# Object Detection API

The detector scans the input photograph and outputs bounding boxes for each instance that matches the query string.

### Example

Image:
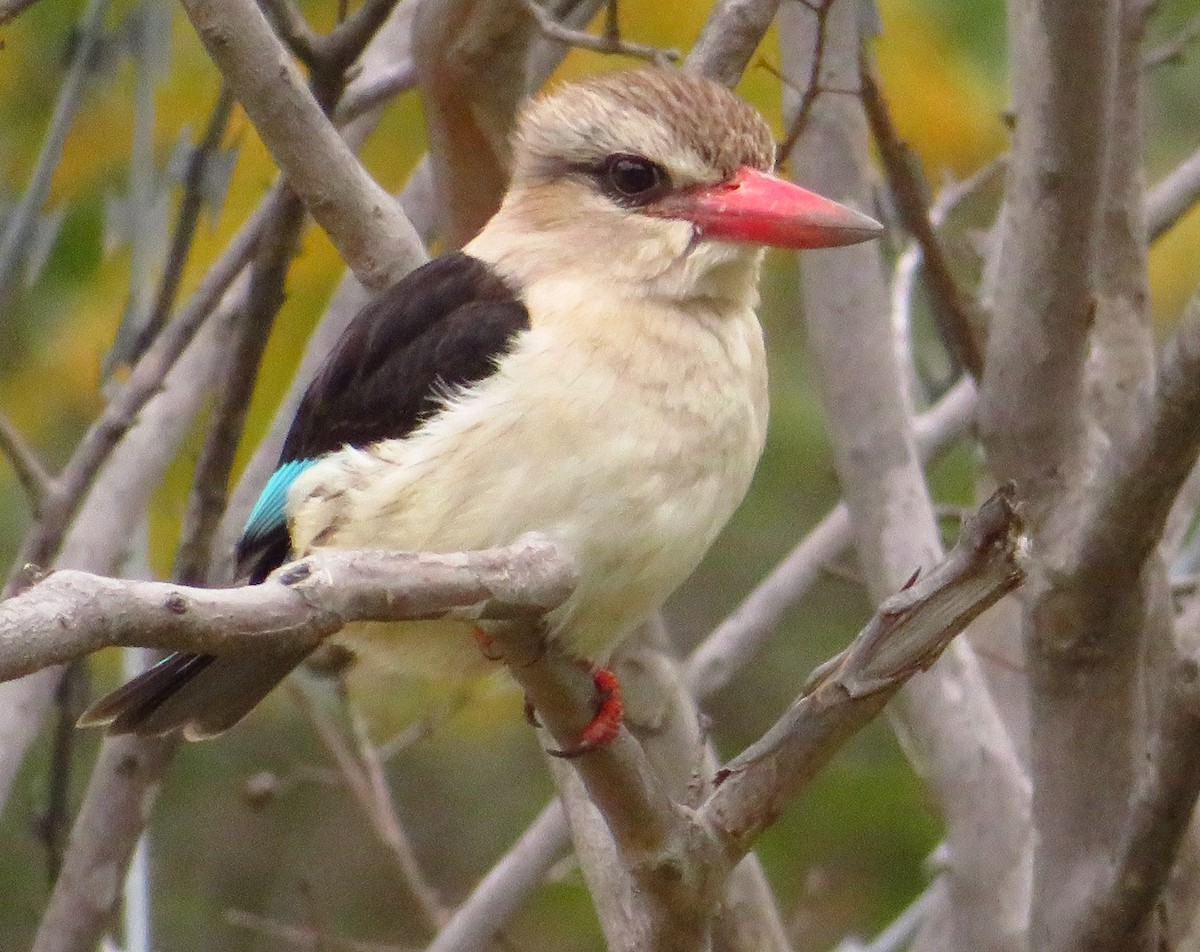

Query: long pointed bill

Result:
[650,166,883,249]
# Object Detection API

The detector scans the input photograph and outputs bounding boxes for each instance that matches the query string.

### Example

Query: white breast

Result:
[288,273,768,667]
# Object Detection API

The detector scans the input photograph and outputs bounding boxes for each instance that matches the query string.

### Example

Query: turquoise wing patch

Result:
[242,458,319,544]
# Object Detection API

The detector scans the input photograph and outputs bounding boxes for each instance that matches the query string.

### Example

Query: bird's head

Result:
[469,69,881,305]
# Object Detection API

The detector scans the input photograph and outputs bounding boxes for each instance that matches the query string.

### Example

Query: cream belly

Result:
[288,279,769,677]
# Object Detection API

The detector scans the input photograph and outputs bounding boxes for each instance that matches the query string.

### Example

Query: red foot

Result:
[547,666,623,759]
[472,626,503,661]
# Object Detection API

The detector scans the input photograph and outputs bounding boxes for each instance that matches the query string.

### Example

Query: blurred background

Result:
[0,0,1197,948]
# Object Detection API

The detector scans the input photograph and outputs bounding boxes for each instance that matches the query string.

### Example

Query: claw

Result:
[546,666,623,758]
[523,694,541,728]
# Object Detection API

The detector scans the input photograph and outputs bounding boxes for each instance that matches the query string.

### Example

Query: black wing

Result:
[282,252,530,463]
[237,251,530,583]
[80,252,530,739]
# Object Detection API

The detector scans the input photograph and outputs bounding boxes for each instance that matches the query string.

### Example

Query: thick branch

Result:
[703,487,1027,861]
[0,538,577,682]
[179,0,424,289]
[1064,651,1200,952]
[684,0,782,86]
[1075,242,1200,586]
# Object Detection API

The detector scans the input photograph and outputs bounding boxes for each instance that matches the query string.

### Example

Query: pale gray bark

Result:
[781,5,1031,951]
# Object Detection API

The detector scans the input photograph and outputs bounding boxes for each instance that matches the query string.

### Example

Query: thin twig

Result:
[1147,145,1200,241]
[860,54,984,379]
[334,59,418,124]
[519,0,678,63]
[424,801,570,952]
[226,908,416,952]
[3,188,283,598]
[134,85,236,364]
[778,0,838,162]
[346,698,450,927]
[290,683,448,933]
[173,190,307,586]
[0,0,110,310]
[0,0,44,24]
[832,884,940,952]
[0,409,54,513]
[1144,12,1200,68]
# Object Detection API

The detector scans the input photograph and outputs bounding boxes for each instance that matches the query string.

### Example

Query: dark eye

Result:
[598,153,669,204]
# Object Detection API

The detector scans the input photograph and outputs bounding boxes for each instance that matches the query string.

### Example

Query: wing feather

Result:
[82,252,530,738]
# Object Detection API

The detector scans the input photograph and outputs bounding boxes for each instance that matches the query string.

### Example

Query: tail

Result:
[77,649,311,740]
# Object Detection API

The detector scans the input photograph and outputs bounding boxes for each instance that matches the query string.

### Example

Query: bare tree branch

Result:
[978,2,1149,949]
[1147,145,1200,242]
[0,409,52,513]
[336,59,418,124]
[782,5,1032,950]
[31,733,177,952]
[859,55,984,379]
[291,684,449,932]
[1144,12,1200,67]
[4,187,283,598]
[0,0,109,310]
[411,0,539,247]
[227,908,416,952]
[703,486,1027,862]
[179,0,424,289]
[519,0,678,64]
[174,191,307,585]
[0,0,46,25]
[0,537,577,682]
[1062,619,1200,952]
[684,0,783,87]
[777,0,838,163]
[423,799,570,952]
[134,85,236,363]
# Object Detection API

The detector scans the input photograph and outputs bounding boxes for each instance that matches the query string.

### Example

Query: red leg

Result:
[472,625,503,661]
[547,666,623,759]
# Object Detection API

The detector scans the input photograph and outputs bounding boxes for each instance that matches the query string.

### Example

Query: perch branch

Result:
[0,537,577,682]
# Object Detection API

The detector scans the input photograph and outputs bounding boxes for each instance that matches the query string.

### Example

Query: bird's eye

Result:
[598,153,669,204]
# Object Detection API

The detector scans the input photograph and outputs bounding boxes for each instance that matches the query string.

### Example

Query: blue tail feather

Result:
[242,458,318,544]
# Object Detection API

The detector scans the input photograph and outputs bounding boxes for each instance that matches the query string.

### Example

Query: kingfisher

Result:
[80,68,881,745]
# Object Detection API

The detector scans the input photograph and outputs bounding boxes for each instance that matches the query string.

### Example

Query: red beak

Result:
[650,167,882,250]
